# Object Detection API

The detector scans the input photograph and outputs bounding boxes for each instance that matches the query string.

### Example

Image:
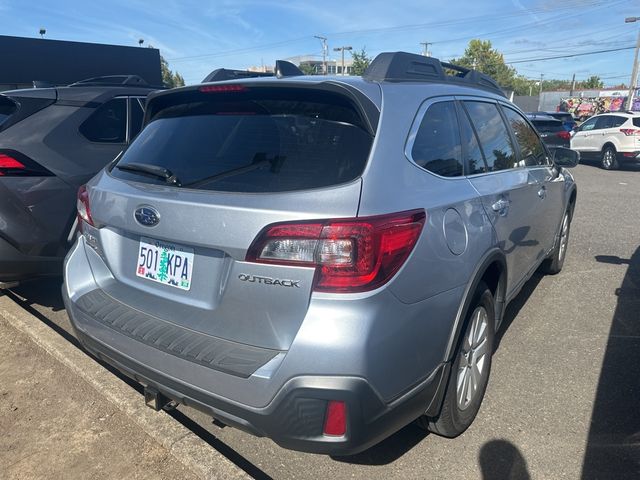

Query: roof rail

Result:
[32,80,56,89]
[69,75,151,87]
[202,69,273,83]
[362,51,506,97]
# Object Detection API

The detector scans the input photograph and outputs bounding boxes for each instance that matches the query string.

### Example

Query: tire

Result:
[601,145,619,170]
[418,282,495,438]
[541,209,571,275]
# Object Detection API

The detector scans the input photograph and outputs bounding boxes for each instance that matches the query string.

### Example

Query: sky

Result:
[1,0,638,87]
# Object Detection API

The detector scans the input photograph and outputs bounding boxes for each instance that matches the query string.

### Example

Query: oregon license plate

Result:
[136,237,194,290]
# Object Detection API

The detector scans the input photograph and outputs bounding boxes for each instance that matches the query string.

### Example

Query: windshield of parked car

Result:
[111,87,374,193]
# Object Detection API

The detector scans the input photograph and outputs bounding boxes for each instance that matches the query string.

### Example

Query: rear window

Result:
[549,113,573,122]
[111,88,374,193]
[633,118,640,128]
[531,120,564,133]
[0,97,17,130]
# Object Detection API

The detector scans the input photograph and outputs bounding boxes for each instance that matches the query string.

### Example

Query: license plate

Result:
[136,237,194,290]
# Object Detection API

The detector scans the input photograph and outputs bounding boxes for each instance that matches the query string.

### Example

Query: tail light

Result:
[246,209,426,293]
[556,131,571,140]
[77,185,94,229]
[0,150,52,176]
[620,128,640,136]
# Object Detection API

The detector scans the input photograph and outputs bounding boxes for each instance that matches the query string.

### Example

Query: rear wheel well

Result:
[602,142,616,152]
[479,260,506,325]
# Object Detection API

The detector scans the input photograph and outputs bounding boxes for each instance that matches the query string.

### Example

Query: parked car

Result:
[570,112,640,169]
[538,111,577,132]
[0,76,161,285]
[63,53,578,455]
[526,113,571,148]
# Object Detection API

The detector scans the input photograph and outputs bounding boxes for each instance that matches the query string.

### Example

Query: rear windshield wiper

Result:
[183,153,285,189]
[116,162,182,186]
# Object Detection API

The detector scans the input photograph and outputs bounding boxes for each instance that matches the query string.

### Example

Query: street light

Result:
[333,46,352,76]
[624,17,640,110]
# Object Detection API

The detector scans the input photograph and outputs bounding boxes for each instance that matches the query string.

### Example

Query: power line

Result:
[506,45,636,64]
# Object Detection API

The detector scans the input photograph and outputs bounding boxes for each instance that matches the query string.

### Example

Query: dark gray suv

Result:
[63,53,578,455]
[0,76,160,284]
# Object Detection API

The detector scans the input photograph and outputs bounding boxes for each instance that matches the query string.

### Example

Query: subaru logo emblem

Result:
[134,206,160,227]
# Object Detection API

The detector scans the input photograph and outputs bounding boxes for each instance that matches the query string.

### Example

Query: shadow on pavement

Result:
[332,423,428,465]
[581,248,640,479]
[9,276,65,311]
[479,439,530,480]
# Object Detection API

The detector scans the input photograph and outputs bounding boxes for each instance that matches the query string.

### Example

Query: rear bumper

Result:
[619,151,640,162]
[0,236,62,281]
[65,289,447,455]
[62,236,457,455]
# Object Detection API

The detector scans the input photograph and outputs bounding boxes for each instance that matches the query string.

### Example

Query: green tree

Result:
[580,75,604,89]
[450,40,517,88]
[148,45,185,88]
[157,249,169,282]
[298,63,317,75]
[350,48,372,76]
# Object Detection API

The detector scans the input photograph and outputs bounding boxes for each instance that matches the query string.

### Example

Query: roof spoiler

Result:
[363,51,505,97]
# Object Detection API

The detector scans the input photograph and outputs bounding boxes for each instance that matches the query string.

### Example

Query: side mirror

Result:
[551,147,579,168]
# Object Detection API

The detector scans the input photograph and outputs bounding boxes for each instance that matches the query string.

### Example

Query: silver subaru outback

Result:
[63,52,578,455]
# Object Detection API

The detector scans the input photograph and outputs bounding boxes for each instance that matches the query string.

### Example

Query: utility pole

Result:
[420,41,432,57]
[539,73,544,96]
[570,73,576,96]
[314,35,328,75]
[333,46,352,75]
[624,17,640,110]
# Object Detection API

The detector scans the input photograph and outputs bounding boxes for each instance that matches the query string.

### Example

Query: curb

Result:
[0,294,250,480]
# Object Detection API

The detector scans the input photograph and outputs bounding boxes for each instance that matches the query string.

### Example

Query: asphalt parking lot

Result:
[3,162,639,479]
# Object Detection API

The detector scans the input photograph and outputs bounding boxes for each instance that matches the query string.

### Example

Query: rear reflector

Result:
[199,84,248,93]
[323,400,347,436]
[246,210,426,293]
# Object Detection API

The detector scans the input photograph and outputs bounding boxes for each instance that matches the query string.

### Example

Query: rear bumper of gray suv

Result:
[64,303,447,455]
[63,237,454,455]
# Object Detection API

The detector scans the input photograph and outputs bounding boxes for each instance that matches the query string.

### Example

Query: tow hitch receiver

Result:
[144,386,176,411]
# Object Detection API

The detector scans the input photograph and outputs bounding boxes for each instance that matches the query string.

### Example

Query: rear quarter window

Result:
[79,98,127,143]
[410,101,463,177]
[111,88,374,193]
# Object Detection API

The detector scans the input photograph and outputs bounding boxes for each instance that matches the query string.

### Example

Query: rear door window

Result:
[594,116,614,130]
[111,88,374,193]
[410,101,463,177]
[79,97,127,143]
[457,104,487,175]
[608,116,626,128]
[463,101,517,172]
[502,107,546,167]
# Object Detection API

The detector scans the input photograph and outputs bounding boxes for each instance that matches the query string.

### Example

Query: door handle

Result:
[537,186,546,199]
[491,198,510,213]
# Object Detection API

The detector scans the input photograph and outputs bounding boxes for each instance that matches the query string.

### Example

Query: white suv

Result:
[570,112,640,169]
